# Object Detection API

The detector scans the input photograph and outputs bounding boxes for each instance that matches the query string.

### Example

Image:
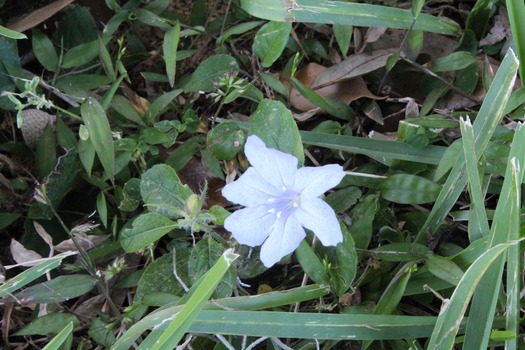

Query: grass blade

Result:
[239,0,461,36]
[459,117,490,241]
[300,131,446,165]
[42,322,73,350]
[415,49,519,243]
[463,122,525,349]
[506,0,525,81]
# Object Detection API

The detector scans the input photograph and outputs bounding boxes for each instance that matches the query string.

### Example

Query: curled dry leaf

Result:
[284,62,384,113]
[7,0,75,33]
[479,7,510,47]
[10,239,43,267]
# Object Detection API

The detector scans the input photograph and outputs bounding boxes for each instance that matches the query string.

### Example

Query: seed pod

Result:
[20,109,56,148]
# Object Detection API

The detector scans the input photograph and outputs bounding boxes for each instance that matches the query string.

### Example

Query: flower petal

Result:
[295,197,342,246]
[260,214,305,267]
[222,167,280,207]
[224,206,274,246]
[244,135,298,190]
[294,164,345,198]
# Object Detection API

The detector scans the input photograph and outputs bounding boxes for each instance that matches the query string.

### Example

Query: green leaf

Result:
[252,21,291,67]
[249,99,304,165]
[207,121,246,160]
[333,24,352,56]
[295,239,331,285]
[163,22,180,87]
[99,36,115,79]
[430,51,477,72]
[0,25,27,39]
[13,275,96,304]
[0,213,20,230]
[32,29,58,71]
[327,223,357,296]
[135,245,191,301]
[425,253,464,286]
[379,174,442,204]
[43,322,74,350]
[184,54,239,92]
[15,313,79,336]
[120,213,178,252]
[188,234,236,298]
[81,97,115,181]
[325,186,361,213]
[140,164,194,218]
[145,89,182,123]
[348,194,378,250]
[240,0,461,36]
[111,95,146,126]
[35,124,56,178]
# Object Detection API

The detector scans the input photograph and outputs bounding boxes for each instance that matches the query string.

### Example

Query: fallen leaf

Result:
[10,239,43,267]
[7,0,76,33]
[480,7,510,47]
[285,62,384,112]
[54,234,108,253]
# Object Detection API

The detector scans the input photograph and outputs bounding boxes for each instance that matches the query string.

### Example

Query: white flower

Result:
[222,135,345,267]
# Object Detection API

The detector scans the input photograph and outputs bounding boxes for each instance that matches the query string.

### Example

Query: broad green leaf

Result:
[81,97,115,181]
[207,121,246,160]
[0,213,20,230]
[32,29,58,71]
[425,253,464,286]
[163,22,180,87]
[240,0,461,36]
[188,234,236,298]
[327,223,357,296]
[430,51,477,72]
[62,37,110,68]
[135,245,191,301]
[348,194,378,250]
[0,25,27,39]
[88,318,116,348]
[184,54,239,92]
[333,24,352,56]
[252,21,291,67]
[165,136,202,171]
[119,178,141,212]
[217,21,264,46]
[120,212,178,252]
[111,95,146,126]
[249,99,304,165]
[145,89,182,123]
[379,174,441,204]
[140,164,194,218]
[13,275,96,304]
[325,186,361,213]
[55,74,112,90]
[295,239,331,285]
[35,124,56,178]
[0,39,21,110]
[372,243,429,262]
[15,313,79,336]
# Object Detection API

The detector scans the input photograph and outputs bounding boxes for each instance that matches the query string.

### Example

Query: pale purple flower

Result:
[222,135,345,267]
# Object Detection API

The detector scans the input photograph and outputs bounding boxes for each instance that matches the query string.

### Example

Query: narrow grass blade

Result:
[300,131,446,165]
[460,117,490,241]
[0,25,27,39]
[140,249,239,350]
[506,0,525,81]
[0,252,76,298]
[426,241,519,350]
[42,322,73,350]
[239,0,461,36]
[111,284,331,349]
[415,49,518,243]
[163,22,180,88]
[463,123,525,349]
[505,157,521,349]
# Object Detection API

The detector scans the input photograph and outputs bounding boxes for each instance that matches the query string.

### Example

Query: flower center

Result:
[267,189,301,219]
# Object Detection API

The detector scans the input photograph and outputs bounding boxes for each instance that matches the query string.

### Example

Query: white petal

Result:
[224,206,274,246]
[244,135,298,190]
[222,167,280,207]
[294,164,345,198]
[295,197,342,246]
[259,213,305,267]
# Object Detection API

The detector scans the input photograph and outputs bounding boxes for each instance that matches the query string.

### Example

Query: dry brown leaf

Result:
[480,7,510,47]
[7,0,76,33]
[285,62,384,112]
[33,221,54,251]
[54,234,108,253]
[121,84,150,116]
[10,239,43,267]
[357,27,388,53]
[311,49,396,90]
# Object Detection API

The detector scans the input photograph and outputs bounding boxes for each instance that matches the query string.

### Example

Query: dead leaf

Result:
[357,27,388,53]
[54,234,108,253]
[480,7,510,47]
[311,49,396,90]
[121,84,150,116]
[284,62,384,112]
[7,0,76,33]
[10,239,43,267]
[33,221,54,251]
